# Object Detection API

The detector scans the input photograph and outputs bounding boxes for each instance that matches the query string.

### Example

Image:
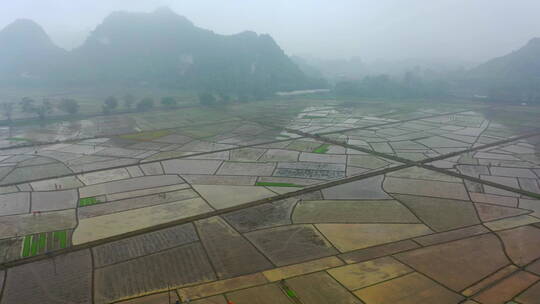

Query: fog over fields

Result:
[1,2,540,304]
[2,0,540,63]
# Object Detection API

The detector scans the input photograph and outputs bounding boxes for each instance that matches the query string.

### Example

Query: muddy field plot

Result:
[431,137,540,197]
[1,250,93,304]
[0,136,400,262]
[1,162,539,304]
[317,111,509,162]
[1,102,540,304]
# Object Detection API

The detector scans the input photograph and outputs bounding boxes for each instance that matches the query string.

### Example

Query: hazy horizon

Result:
[2,0,540,64]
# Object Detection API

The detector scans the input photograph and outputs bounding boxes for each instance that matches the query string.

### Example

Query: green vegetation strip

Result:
[21,231,70,258]
[79,197,102,207]
[279,280,302,304]
[313,144,331,154]
[256,182,302,188]
[6,137,31,142]
[53,230,68,249]
[21,235,32,258]
[38,233,47,251]
[30,235,40,256]
[22,234,41,257]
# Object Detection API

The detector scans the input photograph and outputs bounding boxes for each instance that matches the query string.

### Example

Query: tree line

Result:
[102,94,181,114]
[334,71,447,100]
[0,94,182,123]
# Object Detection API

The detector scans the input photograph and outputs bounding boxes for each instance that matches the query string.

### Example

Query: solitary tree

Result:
[34,99,53,120]
[238,94,249,103]
[160,96,177,108]
[1,102,15,137]
[103,96,118,114]
[219,93,231,104]
[1,102,15,122]
[198,92,216,105]
[136,97,154,112]
[123,93,135,110]
[58,98,80,115]
[20,97,35,113]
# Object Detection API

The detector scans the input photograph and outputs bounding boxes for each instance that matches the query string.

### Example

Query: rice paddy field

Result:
[0,97,540,304]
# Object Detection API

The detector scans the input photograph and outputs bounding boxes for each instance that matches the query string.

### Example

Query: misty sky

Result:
[2,0,540,64]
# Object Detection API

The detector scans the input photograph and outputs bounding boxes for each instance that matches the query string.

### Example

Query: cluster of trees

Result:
[0,94,181,123]
[198,92,230,106]
[101,95,179,114]
[3,97,56,121]
[197,90,264,106]
[461,76,540,104]
[0,97,80,122]
[486,83,540,104]
[335,72,447,100]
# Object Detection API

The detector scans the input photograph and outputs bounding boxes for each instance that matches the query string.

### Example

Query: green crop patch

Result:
[38,233,47,251]
[79,197,102,207]
[7,137,31,142]
[21,235,32,257]
[313,144,331,154]
[30,235,39,256]
[286,289,297,298]
[21,230,70,258]
[256,182,302,188]
[22,234,44,257]
[53,230,68,249]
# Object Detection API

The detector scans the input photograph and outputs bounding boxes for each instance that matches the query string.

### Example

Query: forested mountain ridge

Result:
[471,38,540,79]
[467,37,540,102]
[0,19,66,82]
[331,37,540,103]
[0,8,324,96]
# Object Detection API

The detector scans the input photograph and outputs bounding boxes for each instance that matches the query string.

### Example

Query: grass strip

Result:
[30,235,39,256]
[21,235,32,257]
[313,144,331,154]
[56,230,67,249]
[79,197,101,207]
[256,182,302,188]
[6,137,31,142]
[52,231,60,247]
[38,233,47,251]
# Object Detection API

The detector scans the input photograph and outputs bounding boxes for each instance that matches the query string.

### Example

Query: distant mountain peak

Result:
[0,18,65,79]
[0,10,323,92]
[153,6,176,15]
[4,18,42,30]
[0,18,62,52]
[236,30,258,37]
[99,7,194,30]
[527,37,540,46]
[1,18,51,41]
[152,7,193,24]
[468,36,540,103]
